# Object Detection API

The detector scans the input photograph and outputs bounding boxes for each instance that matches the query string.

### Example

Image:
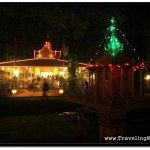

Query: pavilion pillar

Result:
[102,68,105,98]
[98,110,127,143]
[94,68,102,101]
[30,69,32,79]
[97,69,102,103]
[89,69,97,103]
[92,71,94,89]
[23,67,25,89]
[120,67,123,98]
[109,71,113,98]
[94,69,97,97]
[89,70,91,87]
[32,67,35,78]
[128,69,131,96]
[131,69,134,97]
[140,69,143,97]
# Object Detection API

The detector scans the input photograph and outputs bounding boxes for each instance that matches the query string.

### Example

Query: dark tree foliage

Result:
[0,3,150,90]
[0,3,129,61]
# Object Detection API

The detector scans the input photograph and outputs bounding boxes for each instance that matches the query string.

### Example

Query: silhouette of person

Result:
[59,75,63,89]
[32,78,36,93]
[84,80,88,95]
[42,79,49,100]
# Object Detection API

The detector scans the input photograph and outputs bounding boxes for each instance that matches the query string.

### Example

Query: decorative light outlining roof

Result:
[104,17,123,57]
[44,41,52,52]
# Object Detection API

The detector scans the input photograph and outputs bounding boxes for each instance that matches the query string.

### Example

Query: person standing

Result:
[84,80,89,95]
[59,75,63,89]
[42,79,49,100]
[32,78,36,93]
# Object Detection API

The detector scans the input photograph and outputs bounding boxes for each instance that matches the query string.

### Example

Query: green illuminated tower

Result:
[104,17,123,57]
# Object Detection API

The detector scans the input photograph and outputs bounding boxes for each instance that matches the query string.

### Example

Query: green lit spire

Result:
[104,17,123,57]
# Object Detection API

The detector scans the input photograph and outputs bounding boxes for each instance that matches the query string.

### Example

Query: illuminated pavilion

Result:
[0,37,87,90]
[67,17,145,143]
[86,17,145,99]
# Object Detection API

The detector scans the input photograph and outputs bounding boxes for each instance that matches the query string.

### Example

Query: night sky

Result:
[0,2,150,64]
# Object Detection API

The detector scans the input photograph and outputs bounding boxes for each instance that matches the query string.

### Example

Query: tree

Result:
[41,4,98,92]
[60,5,96,92]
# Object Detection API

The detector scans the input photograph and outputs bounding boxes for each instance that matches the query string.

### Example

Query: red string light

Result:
[124,63,129,66]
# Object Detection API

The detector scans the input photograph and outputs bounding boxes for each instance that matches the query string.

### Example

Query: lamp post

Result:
[145,74,150,89]
[59,88,64,94]
[11,36,18,94]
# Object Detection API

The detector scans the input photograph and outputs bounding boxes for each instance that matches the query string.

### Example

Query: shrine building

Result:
[0,37,87,89]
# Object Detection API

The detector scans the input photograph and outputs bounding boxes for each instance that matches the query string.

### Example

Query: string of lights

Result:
[90,29,109,62]
[90,17,144,65]
[118,28,142,61]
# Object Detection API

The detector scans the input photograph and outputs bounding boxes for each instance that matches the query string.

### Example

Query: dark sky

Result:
[0,2,150,63]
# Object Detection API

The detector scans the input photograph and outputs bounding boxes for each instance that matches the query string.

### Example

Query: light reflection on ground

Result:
[59,112,76,116]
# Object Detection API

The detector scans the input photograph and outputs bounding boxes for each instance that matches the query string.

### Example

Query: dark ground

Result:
[0,96,99,146]
[1,96,150,146]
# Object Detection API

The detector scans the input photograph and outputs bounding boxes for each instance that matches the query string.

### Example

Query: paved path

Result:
[8,89,65,97]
